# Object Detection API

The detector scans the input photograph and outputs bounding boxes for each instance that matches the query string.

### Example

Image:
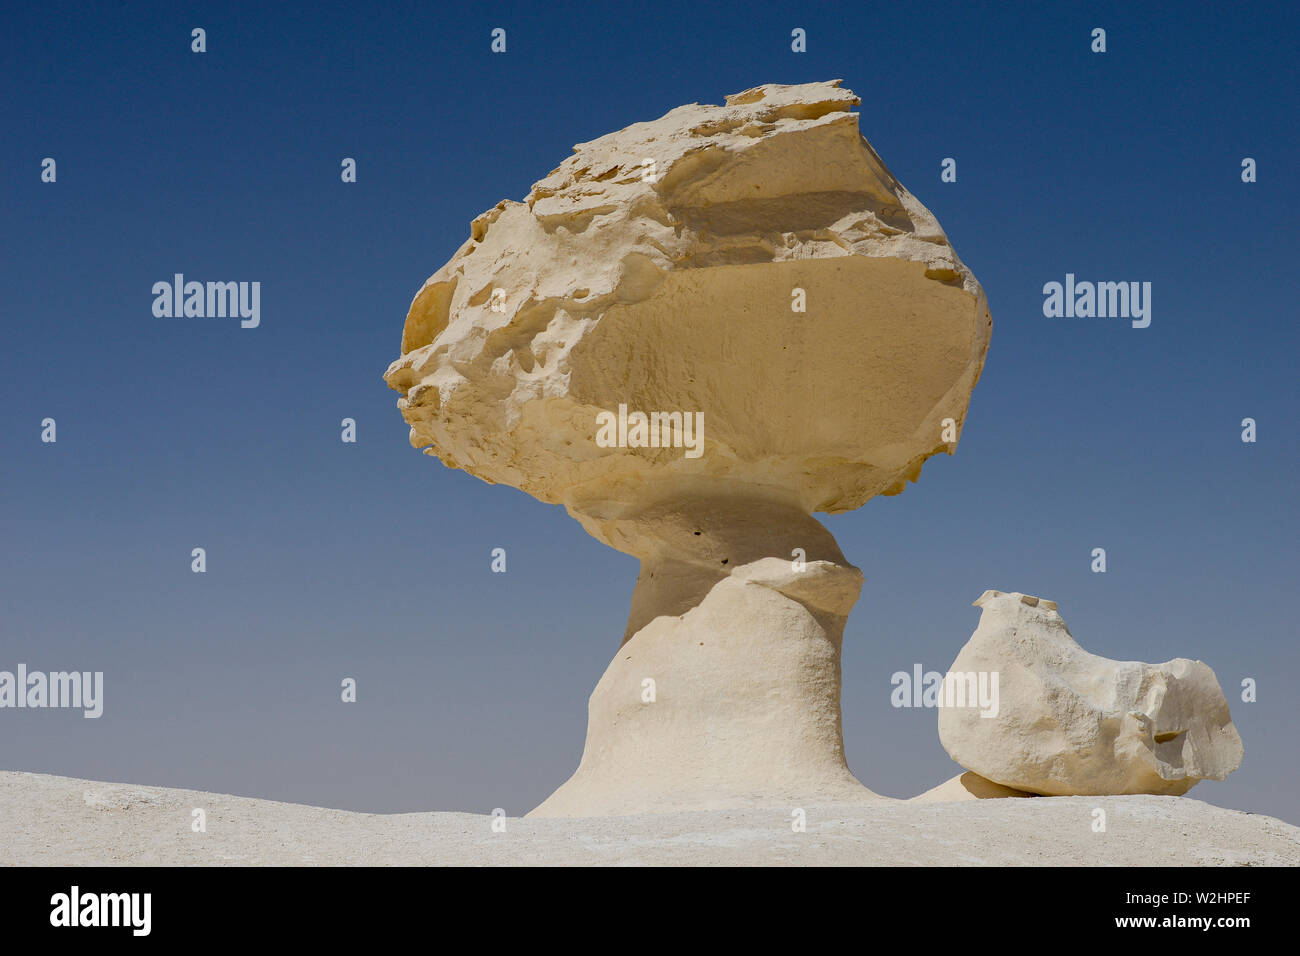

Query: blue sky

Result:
[2,0,1297,824]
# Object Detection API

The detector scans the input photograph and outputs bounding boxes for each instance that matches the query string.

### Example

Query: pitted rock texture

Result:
[383,79,992,525]
[937,590,1244,797]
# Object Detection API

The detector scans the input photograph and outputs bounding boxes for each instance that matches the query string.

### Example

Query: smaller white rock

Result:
[937,590,1243,796]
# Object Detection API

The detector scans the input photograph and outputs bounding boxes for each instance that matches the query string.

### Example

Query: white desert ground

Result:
[3,771,1297,866]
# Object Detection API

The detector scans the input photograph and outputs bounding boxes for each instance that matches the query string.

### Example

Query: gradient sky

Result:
[2,0,1297,826]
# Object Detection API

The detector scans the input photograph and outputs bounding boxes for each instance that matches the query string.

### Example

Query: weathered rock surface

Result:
[384,80,992,815]
[383,79,991,523]
[937,590,1244,797]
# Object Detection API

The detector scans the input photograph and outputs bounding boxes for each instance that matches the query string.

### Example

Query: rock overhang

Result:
[384,79,992,521]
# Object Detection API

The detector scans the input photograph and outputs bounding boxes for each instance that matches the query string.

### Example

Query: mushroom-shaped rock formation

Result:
[384,80,993,816]
[937,591,1244,797]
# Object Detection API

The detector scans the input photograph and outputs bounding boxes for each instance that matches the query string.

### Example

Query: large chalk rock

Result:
[383,79,991,523]
[384,80,993,815]
[937,590,1244,797]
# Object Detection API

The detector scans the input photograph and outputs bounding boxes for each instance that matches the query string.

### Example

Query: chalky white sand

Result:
[5,772,1296,866]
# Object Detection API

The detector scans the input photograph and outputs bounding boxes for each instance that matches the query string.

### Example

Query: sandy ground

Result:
[3,771,1297,866]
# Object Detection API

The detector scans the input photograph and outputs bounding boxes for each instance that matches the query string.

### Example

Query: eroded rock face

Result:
[383,79,992,526]
[937,591,1244,797]
[530,557,878,817]
[383,80,993,815]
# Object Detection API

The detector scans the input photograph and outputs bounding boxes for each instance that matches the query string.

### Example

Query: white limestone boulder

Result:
[937,590,1244,797]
